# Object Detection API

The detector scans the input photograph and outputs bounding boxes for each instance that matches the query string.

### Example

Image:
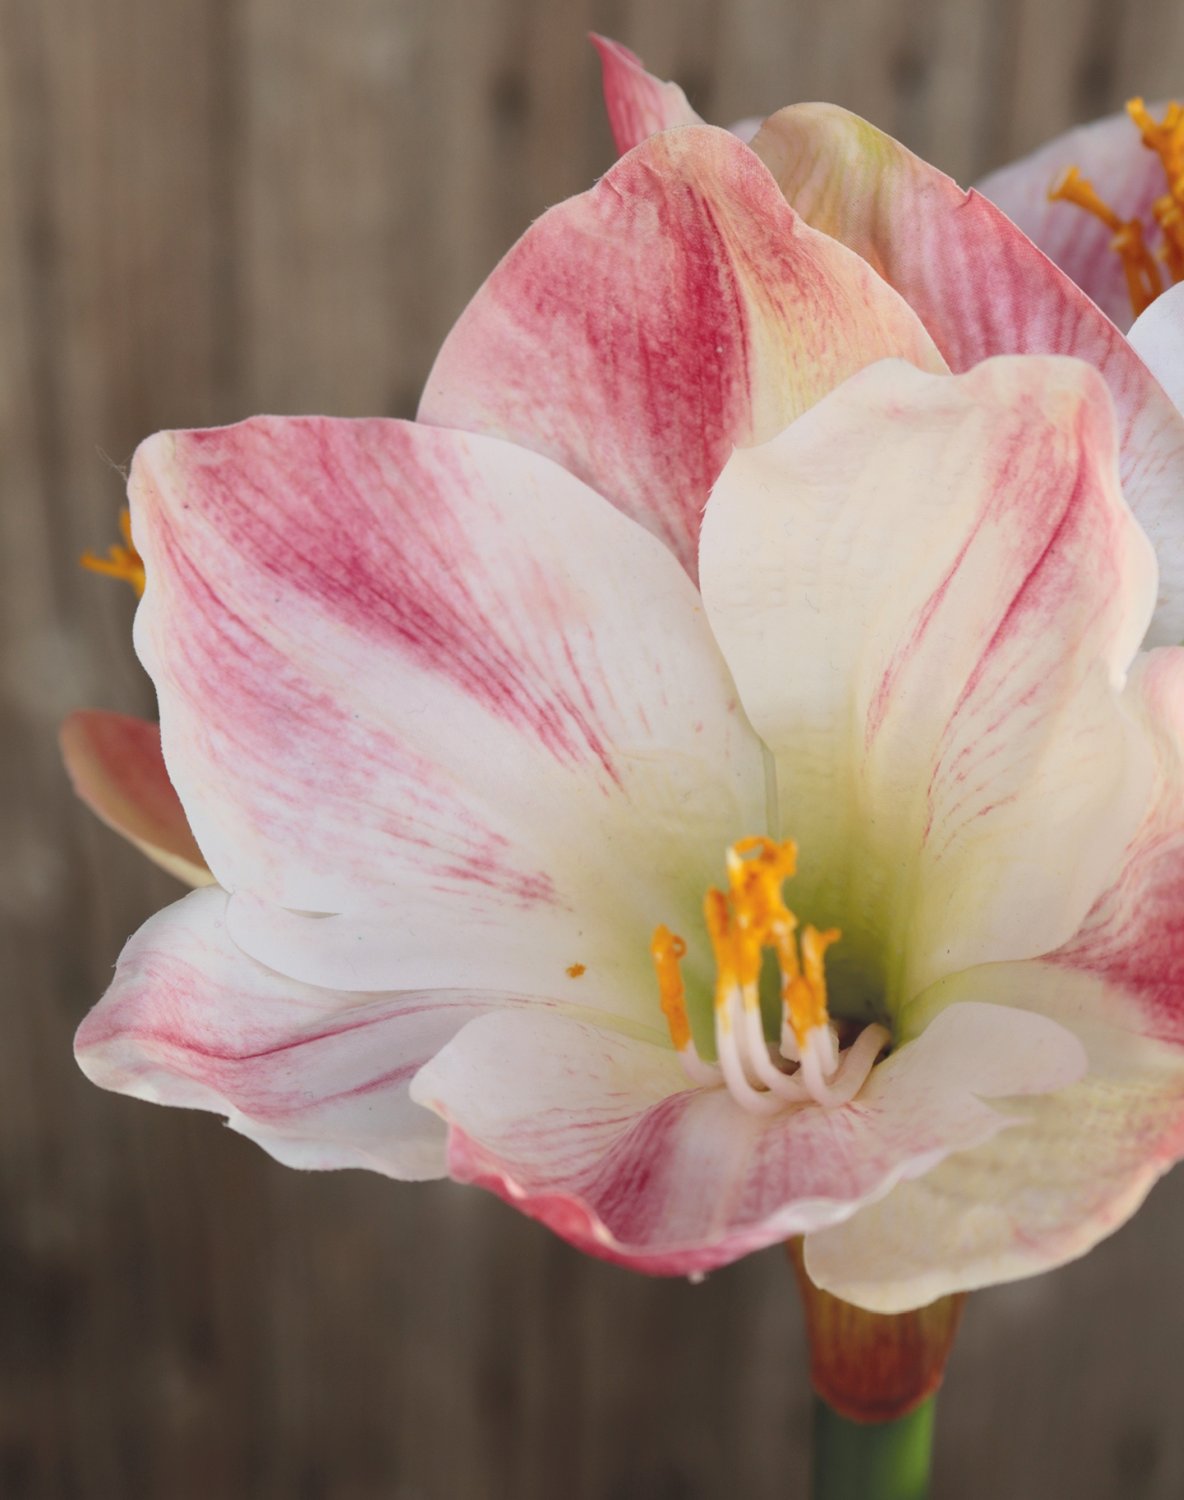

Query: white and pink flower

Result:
[72,44,1184,1313]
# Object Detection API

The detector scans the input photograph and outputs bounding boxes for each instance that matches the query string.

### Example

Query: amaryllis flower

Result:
[73,70,1184,1314]
[74,193,1184,1317]
[596,40,1184,647]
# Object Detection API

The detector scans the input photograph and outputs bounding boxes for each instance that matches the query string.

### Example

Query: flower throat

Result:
[651,838,889,1115]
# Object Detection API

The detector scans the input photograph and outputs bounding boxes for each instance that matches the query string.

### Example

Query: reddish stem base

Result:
[787,1239,966,1423]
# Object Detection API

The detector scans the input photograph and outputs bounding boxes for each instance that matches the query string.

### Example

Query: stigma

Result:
[1049,98,1184,318]
[650,838,889,1114]
[81,508,145,597]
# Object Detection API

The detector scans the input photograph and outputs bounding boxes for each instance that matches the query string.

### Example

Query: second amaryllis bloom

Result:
[73,79,1184,1317]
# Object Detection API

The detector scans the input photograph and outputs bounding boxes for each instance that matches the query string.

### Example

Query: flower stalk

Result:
[811,1395,935,1500]
[787,1240,965,1422]
[788,1240,963,1497]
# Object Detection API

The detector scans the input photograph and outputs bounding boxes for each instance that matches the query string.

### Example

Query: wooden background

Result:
[4,2,1184,1496]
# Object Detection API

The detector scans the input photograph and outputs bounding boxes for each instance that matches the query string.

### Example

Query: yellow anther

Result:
[1155,196,1184,281]
[1048,166,1163,316]
[1049,98,1184,319]
[650,837,841,1055]
[1127,98,1184,184]
[81,508,145,597]
[651,926,692,1052]
[1049,165,1124,233]
[703,885,738,1003]
[723,835,801,991]
[787,925,841,1043]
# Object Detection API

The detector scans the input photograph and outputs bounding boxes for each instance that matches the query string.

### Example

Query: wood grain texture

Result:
[3,2,1183,1496]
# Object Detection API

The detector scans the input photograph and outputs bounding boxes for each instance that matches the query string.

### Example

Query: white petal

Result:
[805,962,1184,1312]
[408,1001,1081,1275]
[1129,282,1184,419]
[700,356,1156,1005]
[75,887,531,1180]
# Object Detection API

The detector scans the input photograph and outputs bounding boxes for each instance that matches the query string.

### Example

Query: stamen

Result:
[1049,97,1184,318]
[808,1023,893,1108]
[715,990,788,1115]
[651,926,721,1086]
[1048,166,1163,317]
[786,924,841,1054]
[649,838,889,1113]
[1128,98,1184,284]
[81,508,145,597]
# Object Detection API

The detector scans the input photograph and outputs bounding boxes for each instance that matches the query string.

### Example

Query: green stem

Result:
[812,1394,935,1500]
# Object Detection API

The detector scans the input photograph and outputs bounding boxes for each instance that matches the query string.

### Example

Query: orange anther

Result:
[651,838,841,1057]
[1050,98,1184,318]
[81,507,145,597]
[651,926,693,1052]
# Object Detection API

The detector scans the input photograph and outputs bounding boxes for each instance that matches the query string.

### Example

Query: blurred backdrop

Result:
[4,2,1184,1497]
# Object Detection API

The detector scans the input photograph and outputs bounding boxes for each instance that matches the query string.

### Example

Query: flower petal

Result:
[591,34,702,153]
[60,709,212,886]
[700,356,1157,1003]
[751,105,1184,642]
[805,978,1184,1312]
[409,1002,1083,1275]
[977,108,1168,331]
[803,1052,1183,1313]
[420,124,945,579]
[1129,281,1184,417]
[1047,647,1184,1047]
[75,886,524,1180]
[130,416,764,1017]
[803,649,1184,1312]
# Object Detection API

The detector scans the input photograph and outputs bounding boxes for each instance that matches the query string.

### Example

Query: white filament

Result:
[673,992,889,1115]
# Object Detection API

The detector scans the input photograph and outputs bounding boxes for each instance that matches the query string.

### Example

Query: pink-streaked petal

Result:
[60,709,212,887]
[420,124,945,579]
[803,1055,1184,1313]
[752,105,1184,641]
[701,356,1157,1001]
[807,969,1184,1312]
[74,886,535,1180]
[1129,282,1184,418]
[409,1002,1082,1276]
[804,649,1184,1312]
[590,37,763,152]
[977,108,1169,331]
[591,34,702,153]
[1049,648,1184,1047]
[130,416,764,1018]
